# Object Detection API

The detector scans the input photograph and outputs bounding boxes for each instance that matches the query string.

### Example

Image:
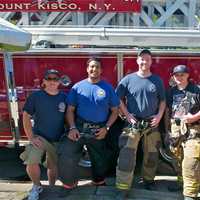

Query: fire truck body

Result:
[1,49,200,146]
[1,0,200,146]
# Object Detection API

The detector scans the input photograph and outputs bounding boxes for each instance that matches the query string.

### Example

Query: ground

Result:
[0,147,198,200]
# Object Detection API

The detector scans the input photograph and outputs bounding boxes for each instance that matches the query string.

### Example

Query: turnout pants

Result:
[170,120,184,183]
[116,125,161,190]
[183,138,200,197]
[58,136,109,185]
[170,121,200,197]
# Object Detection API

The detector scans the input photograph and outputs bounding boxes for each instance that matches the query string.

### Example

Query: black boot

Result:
[139,179,157,191]
[116,189,129,200]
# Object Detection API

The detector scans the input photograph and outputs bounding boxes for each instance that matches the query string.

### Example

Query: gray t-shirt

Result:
[116,72,165,118]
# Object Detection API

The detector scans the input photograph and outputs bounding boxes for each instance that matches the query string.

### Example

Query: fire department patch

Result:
[97,88,106,97]
[149,84,156,92]
[58,102,66,112]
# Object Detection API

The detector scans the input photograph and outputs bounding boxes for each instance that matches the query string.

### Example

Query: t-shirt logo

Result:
[149,84,156,92]
[172,94,190,118]
[97,89,106,97]
[58,102,66,112]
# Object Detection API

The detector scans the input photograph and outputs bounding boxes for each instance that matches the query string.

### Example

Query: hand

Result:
[30,136,44,149]
[127,113,137,124]
[68,128,80,141]
[182,113,197,124]
[150,114,162,127]
[95,127,108,140]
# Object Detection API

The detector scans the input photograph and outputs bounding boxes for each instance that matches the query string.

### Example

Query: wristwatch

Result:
[69,126,77,131]
[105,125,110,131]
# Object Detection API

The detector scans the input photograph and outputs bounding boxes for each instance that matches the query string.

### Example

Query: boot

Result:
[116,189,129,200]
[139,178,157,190]
[143,180,156,190]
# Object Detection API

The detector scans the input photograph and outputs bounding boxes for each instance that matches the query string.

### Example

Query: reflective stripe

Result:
[116,183,129,190]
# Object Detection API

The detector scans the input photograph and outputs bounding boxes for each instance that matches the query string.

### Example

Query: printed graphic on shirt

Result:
[172,94,190,119]
[149,84,156,92]
[97,88,106,98]
[58,102,66,112]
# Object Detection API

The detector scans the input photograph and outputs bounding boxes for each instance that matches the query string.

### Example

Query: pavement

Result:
[0,147,198,200]
[0,176,184,200]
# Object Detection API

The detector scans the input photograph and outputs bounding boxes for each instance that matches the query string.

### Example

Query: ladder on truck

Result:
[0,0,199,29]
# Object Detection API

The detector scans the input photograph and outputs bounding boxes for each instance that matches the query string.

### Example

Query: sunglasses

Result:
[174,73,187,77]
[45,77,60,81]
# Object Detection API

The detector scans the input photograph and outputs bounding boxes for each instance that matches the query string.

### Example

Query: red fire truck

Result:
[1,46,200,147]
[1,1,200,162]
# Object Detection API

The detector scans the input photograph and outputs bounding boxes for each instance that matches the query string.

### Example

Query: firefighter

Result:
[115,49,166,200]
[20,69,67,200]
[166,65,200,200]
[58,57,119,191]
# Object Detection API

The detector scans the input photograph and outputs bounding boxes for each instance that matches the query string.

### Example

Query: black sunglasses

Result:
[45,77,60,81]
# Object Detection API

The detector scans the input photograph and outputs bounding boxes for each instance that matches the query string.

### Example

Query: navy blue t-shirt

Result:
[67,79,119,123]
[23,90,67,141]
[116,73,165,118]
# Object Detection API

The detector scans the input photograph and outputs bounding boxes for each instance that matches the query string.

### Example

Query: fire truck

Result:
[1,27,200,146]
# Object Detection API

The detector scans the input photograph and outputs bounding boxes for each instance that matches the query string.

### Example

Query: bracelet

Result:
[69,126,77,131]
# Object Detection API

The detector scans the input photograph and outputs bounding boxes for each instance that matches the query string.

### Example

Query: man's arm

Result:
[158,100,166,119]
[105,106,119,128]
[67,105,76,128]
[23,111,34,141]
[23,111,43,148]
[151,100,166,127]
[183,111,200,124]
[119,100,137,124]
[95,106,118,140]
[67,105,80,141]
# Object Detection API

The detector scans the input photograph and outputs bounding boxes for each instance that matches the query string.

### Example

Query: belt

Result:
[75,117,106,139]
[126,117,152,131]
[171,118,181,126]
[135,116,152,122]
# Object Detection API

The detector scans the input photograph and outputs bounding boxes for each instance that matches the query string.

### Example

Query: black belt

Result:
[75,117,106,139]
[126,117,152,131]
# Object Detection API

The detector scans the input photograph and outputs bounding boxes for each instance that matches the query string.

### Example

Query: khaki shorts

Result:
[20,136,58,168]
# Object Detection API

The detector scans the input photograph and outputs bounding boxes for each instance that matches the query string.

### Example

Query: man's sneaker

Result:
[58,182,78,198]
[28,185,43,200]
[63,182,78,190]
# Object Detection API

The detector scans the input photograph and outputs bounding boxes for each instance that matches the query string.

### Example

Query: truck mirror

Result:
[60,75,71,87]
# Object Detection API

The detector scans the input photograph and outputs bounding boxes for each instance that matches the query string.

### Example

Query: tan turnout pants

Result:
[116,125,161,190]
